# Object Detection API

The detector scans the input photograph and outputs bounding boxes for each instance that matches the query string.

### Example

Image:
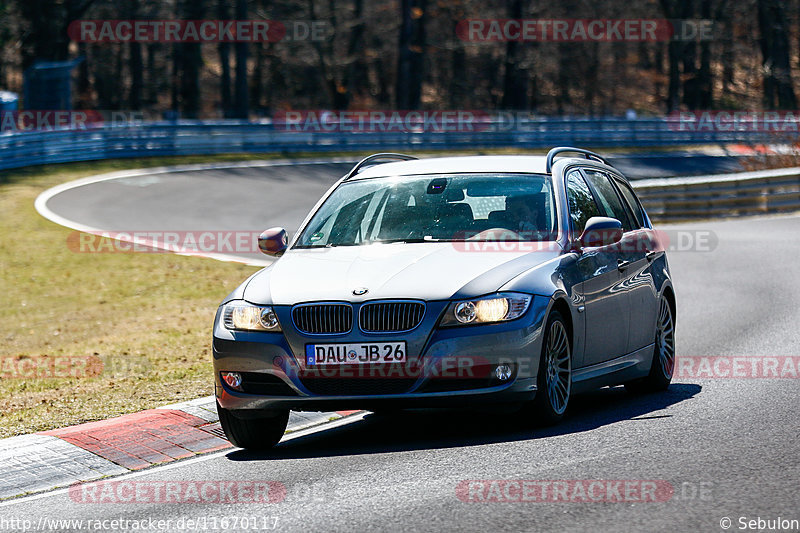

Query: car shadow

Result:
[225,383,701,461]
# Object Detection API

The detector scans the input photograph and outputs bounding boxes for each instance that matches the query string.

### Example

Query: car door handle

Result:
[617,259,630,272]
[646,250,659,262]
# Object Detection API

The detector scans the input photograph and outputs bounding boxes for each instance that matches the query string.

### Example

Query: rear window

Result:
[565,170,602,234]
[582,169,634,232]
[614,178,648,229]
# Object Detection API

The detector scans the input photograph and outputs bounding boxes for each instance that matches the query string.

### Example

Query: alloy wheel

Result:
[656,298,675,379]
[545,320,571,415]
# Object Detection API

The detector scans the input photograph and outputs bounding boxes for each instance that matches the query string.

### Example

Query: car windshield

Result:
[295,173,557,247]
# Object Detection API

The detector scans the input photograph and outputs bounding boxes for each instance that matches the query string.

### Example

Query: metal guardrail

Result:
[0,116,792,171]
[633,167,800,222]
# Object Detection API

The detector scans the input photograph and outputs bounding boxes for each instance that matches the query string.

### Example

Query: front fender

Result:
[499,252,585,367]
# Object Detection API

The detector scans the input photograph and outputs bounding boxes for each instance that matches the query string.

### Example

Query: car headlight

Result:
[221,301,282,332]
[440,293,532,327]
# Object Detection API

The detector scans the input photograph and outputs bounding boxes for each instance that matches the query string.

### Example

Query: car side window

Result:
[613,178,648,229]
[565,170,602,234]
[581,169,634,232]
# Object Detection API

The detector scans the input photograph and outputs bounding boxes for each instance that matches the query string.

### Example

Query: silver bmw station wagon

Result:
[213,148,676,449]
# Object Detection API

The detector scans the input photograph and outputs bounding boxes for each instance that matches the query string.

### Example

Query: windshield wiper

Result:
[297,238,449,248]
[369,237,448,244]
[294,242,357,249]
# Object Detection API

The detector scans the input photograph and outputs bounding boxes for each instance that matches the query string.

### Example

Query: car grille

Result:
[292,304,353,335]
[359,301,425,333]
[299,377,418,396]
[415,364,518,393]
[416,378,496,393]
[239,372,298,396]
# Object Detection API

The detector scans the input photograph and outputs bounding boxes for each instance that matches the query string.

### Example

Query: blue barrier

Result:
[0,117,787,171]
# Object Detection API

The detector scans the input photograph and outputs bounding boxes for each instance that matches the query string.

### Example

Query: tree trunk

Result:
[585,42,600,115]
[234,0,249,119]
[696,0,714,109]
[126,0,143,110]
[449,38,467,109]
[396,0,427,109]
[719,1,734,96]
[251,41,266,113]
[171,43,180,113]
[307,0,336,109]
[217,0,232,117]
[678,0,699,109]
[145,43,159,105]
[501,0,528,110]
[343,0,367,108]
[660,0,690,112]
[19,0,94,69]
[758,0,797,109]
[556,43,573,114]
[76,42,92,106]
[177,0,203,118]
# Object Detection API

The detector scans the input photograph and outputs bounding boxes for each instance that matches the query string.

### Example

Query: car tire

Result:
[526,309,572,426]
[216,402,289,450]
[625,296,675,394]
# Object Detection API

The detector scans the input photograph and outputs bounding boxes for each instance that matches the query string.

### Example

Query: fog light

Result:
[495,364,512,381]
[221,371,243,391]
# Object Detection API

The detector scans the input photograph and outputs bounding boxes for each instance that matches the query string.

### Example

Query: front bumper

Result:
[213,296,550,412]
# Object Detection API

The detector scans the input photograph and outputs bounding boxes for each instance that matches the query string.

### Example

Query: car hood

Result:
[243,242,562,305]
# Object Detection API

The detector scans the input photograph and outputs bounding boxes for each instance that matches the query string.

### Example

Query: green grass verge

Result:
[0,156,299,437]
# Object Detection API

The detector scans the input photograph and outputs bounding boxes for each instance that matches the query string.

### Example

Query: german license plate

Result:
[305,342,407,366]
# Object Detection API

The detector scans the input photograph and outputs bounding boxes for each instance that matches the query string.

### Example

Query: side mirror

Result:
[578,217,623,248]
[258,227,288,257]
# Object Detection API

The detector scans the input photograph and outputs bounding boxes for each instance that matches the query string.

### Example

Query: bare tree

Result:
[501,0,529,110]
[218,0,233,117]
[396,0,426,109]
[758,0,796,108]
[234,0,249,118]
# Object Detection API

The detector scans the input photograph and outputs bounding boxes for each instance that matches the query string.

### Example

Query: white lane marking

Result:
[0,412,367,508]
[33,158,354,267]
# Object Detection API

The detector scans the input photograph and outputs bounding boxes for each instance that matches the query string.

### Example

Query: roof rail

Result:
[344,153,418,180]
[545,147,609,173]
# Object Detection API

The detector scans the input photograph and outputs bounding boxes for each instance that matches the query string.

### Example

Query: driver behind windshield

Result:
[505,194,542,233]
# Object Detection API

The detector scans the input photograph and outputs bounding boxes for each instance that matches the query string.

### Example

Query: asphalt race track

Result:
[7,157,799,532]
[40,153,746,265]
